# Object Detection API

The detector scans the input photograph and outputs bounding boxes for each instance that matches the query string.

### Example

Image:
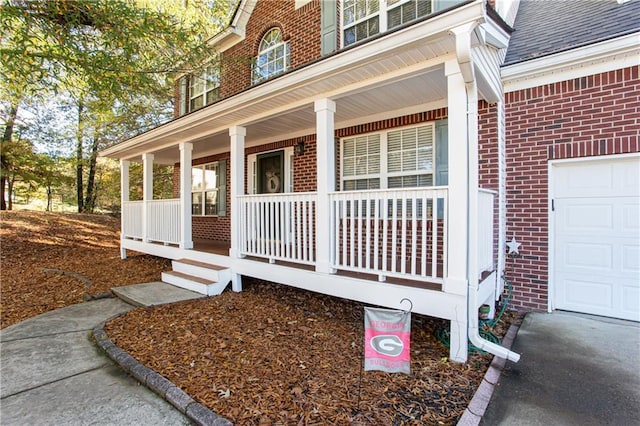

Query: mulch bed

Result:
[1,210,517,424]
[106,279,515,425]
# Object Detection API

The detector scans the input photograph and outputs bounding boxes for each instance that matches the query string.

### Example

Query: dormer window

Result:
[252,28,290,85]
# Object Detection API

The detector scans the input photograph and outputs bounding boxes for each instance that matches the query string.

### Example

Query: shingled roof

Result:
[504,0,640,66]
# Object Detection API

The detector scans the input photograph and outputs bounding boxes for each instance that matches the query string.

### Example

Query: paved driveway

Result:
[481,311,640,425]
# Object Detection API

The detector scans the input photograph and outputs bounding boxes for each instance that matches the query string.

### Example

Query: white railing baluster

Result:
[237,193,317,266]
[411,194,417,276]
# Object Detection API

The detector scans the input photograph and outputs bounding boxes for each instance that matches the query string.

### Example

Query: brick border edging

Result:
[456,322,521,426]
[92,320,233,426]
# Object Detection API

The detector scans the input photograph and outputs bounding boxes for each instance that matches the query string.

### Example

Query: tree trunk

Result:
[46,186,53,211]
[7,177,14,210]
[76,101,85,213]
[1,103,19,211]
[83,136,99,213]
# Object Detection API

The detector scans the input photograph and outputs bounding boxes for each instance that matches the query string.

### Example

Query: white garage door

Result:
[553,156,640,321]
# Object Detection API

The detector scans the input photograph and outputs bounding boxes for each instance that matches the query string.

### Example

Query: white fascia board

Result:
[502,32,640,92]
[100,1,486,159]
[475,18,510,50]
[203,0,256,53]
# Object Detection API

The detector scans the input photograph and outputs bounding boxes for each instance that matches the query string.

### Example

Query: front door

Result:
[257,150,284,194]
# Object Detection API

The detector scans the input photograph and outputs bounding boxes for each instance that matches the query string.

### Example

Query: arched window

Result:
[252,28,290,84]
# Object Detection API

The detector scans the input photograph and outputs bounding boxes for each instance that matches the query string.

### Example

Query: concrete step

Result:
[172,259,231,284]
[111,282,204,307]
[161,270,229,296]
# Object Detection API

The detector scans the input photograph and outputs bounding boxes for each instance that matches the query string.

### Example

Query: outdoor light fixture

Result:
[295,140,305,156]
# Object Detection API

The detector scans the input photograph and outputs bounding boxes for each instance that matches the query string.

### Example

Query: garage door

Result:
[553,156,640,321]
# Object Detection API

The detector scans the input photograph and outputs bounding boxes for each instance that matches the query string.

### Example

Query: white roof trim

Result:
[502,32,640,92]
[101,1,486,159]
[205,0,257,52]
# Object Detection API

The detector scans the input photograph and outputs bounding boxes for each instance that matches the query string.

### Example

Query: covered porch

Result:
[103,1,516,362]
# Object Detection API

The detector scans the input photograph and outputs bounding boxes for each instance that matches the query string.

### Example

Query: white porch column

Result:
[120,159,130,259]
[444,61,470,296]
[142,153,154,243]
[314,98,336,274]
[179,143,193,249]
[229,126,246,292]
[444,60,470,363]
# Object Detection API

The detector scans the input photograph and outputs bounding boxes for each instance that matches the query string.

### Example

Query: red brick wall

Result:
[503,66,640,311]
[174,1,323,118]
[173,152,232,243]
[221,0,322,98]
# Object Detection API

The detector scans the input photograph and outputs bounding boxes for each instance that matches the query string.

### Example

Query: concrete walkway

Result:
[480,311,640,425]
[0,285,204,426]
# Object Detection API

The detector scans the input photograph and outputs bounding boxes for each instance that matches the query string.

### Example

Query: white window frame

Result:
[340,123,436,190]
[341,0,457,47]
[247,147,294,194]
[252,28,290,85]
[191,161,226,216]
[188,65,221,113]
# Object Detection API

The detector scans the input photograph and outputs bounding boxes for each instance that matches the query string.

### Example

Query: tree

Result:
[0,0,235,211]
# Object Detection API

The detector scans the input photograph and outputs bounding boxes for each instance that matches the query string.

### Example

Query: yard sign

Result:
[364,307,411,374]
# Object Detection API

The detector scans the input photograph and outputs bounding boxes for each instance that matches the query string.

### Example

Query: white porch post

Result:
[179,143,193,249]
[444,61,470,296]
[142,153,154,243]
[444,59,470,363]
[120,159,130,259]
[314,98,336,274]
[229,125,246,292]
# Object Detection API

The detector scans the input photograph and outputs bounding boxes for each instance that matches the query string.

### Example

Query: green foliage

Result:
[1,0,236,211]
[1,0,232,98]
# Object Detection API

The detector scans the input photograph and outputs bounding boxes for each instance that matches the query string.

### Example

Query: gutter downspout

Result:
[454,21,520,363]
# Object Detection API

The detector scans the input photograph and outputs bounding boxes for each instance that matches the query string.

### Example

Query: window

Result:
[387,0,432,30]
[191,161,227,216]
[189,65,220,112]
[252,28,290,84]
[341,123,435,190]
[178,65,220,116]
[342,0,463,47]
[342,134,381,190]
[343,0,380,47]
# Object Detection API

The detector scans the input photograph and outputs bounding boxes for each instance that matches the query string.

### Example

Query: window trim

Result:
[341,0,452,48]
[252,28,290,85]
[340,123,436,191]
[191,161,226,217]
[188,65,221,113]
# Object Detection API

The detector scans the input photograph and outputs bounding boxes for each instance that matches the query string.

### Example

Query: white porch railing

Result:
[147,199,181,245]
[239,192,317,265]
[122,200,143,239]
[329,187,448,283]
[478,189,496,276]
[122,199,181,245]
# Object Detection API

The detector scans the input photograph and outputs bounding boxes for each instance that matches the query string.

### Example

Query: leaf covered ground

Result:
[0,210,170,328]
[1,210,516,425]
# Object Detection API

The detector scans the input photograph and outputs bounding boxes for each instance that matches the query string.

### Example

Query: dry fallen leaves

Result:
[1,210,517,425]
[0,210,170,328]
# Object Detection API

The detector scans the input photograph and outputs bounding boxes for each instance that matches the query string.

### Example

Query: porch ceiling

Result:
[101,0,491,165]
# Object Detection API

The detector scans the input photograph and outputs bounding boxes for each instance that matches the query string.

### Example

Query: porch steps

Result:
[161,259,231,296]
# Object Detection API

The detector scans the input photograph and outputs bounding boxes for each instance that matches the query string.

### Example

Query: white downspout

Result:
[454,21,520,363]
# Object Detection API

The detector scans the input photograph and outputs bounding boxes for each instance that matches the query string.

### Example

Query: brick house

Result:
[101,0,640,363]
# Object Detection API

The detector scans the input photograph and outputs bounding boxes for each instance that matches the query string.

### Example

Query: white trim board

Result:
[502,32,640,93]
